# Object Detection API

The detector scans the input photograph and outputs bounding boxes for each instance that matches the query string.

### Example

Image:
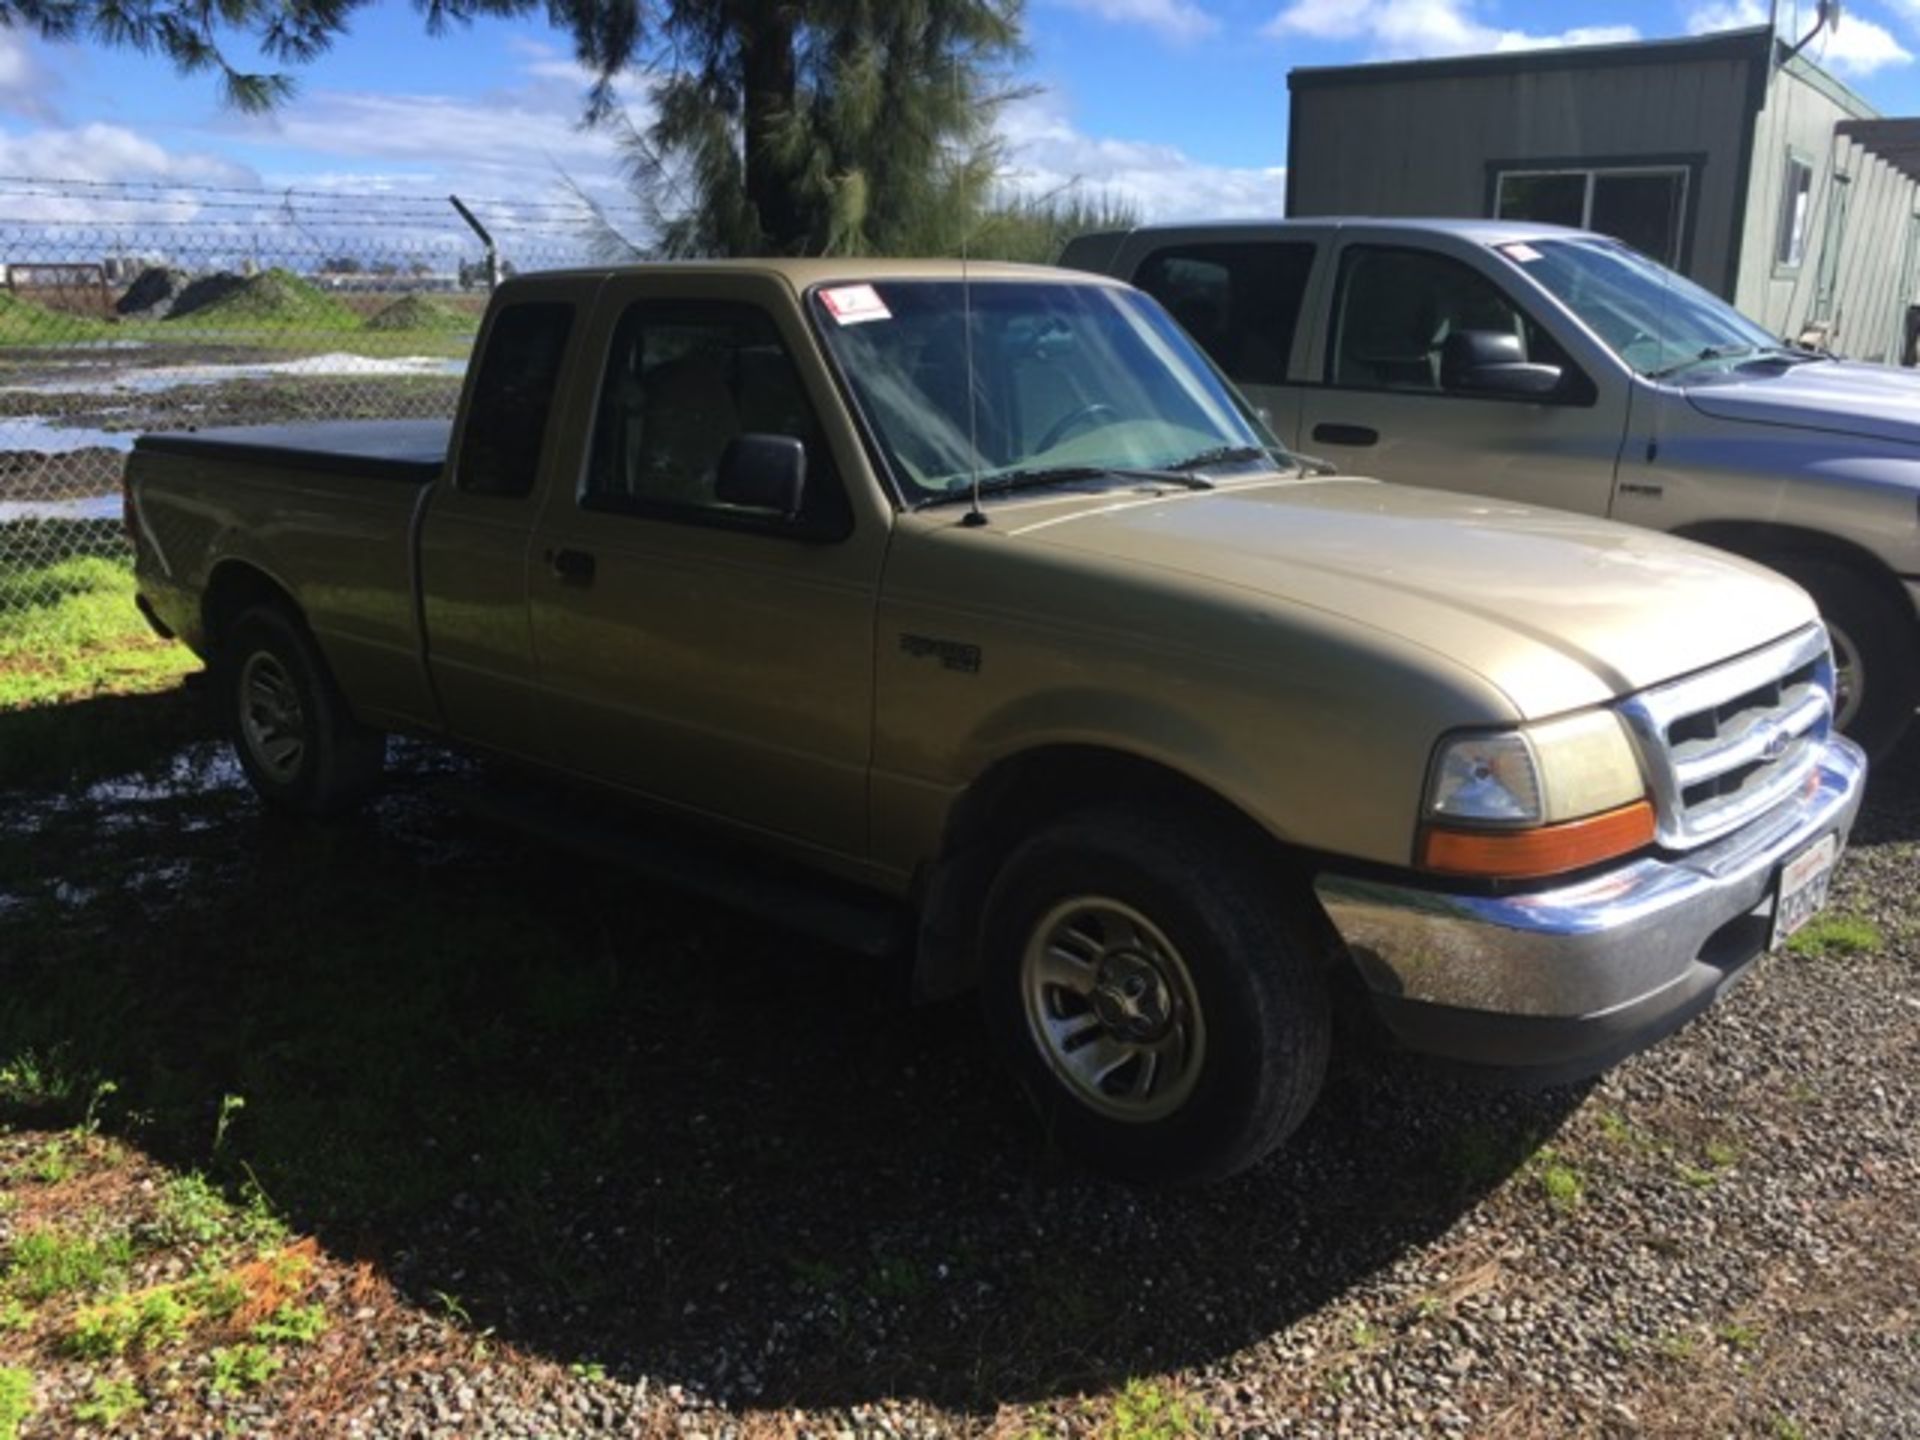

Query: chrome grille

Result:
[1620,625,1834,850]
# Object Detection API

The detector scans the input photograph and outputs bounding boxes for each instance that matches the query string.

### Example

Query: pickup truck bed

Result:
[134,419,451,484]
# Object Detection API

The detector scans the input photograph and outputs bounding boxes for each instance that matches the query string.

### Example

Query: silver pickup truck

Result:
[1063,218,1920,759]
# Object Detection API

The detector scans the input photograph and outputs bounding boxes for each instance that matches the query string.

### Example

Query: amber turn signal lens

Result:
[1420,800,1657,880]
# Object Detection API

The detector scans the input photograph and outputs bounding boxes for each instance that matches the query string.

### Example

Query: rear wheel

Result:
[981,806,1332,1183]
[222,605,385,817]
[1768,557,1919,762]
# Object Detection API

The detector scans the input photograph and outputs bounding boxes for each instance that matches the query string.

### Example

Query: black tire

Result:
[221,604,385,817]
[980,805,1332,1184]
[1768,557,1920,763]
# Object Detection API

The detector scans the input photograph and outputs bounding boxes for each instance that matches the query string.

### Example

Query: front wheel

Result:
[980,806,1332,1183]
[222,605,385,817]
[1769,558,1919,762]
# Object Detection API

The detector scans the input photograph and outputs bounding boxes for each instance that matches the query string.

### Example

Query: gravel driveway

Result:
[0,697,1913,1439]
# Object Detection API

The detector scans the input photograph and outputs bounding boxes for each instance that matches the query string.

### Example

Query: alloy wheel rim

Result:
[239,651,306,783]
[1020,896,1206,1124]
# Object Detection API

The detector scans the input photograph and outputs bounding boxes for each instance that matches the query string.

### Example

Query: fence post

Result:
[448,195,500,291]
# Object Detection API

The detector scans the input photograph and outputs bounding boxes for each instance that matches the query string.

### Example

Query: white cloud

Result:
[0,27,58,120]
[1264,0,1636,58]
[998,94,1284,220]
[1049,0,1219,41]
[0,122,257,222]
[1687,0,1912,75]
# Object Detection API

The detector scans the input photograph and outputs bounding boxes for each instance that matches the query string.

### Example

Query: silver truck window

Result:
[1503,237,1775,377]
[584,299,849,533]
[811,280,1274,506]
[457,302,574,498]
[1131,242,1315,387]
[1329,246,1570,395]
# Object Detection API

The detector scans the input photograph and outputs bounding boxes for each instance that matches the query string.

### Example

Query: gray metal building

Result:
[1287,25,1920,363]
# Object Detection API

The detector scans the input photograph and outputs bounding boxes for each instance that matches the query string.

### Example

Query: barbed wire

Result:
[0,175,654,219]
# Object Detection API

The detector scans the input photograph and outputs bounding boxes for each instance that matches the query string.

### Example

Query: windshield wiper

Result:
[1168,443,1325,478]
[1649,344,1760,379]
[919,464,1213,508]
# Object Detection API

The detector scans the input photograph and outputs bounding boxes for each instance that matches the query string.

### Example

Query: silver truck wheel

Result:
[1021,897,1207,1124]
[222,605,385,818]
[1828,621,1863,732]
[238,650,308,783]
[1768,556,1919,762]
[982,805,1332,1184]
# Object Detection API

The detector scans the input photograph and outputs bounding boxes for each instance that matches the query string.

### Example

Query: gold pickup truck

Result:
[126,260,1866,1182]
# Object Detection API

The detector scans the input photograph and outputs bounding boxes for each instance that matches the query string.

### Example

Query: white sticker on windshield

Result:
[820,284,892,325]
[1501,242,1544,263]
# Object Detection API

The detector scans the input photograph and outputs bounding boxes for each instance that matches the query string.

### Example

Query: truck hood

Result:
[1683,358,1920,448]
[1007,476,1816,719]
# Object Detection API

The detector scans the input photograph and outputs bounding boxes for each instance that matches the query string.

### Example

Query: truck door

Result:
[1292,241,1630,515]
[525,274,887,860]
[419,287,591,758]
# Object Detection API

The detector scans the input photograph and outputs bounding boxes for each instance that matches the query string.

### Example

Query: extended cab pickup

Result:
[127,260,1866,1182]
[1063,218,1920,759]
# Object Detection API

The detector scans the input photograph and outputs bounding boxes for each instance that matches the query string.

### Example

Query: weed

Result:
[787,1258,843,1292]
[208,1343,282,1396]
[1786,912,1882,960]
[1676,1161,1719,1190]
[1771,1416,1806,1440]
[1350,1319,1383,1348]
[28,1139,74,1185]
[251,1301,327,1347]
[1655,1331,1697,1362]
[67,1287,193,1359]
[432,1291,472,1326]
[72,1376,145,1427]
[211,1094,246,1156]
[1609,1329,1637,1356]
[568,1360,608,1383]
[1718,1321,1763,1353]
[1413,1295,1443,1320]
[80,1080,119,1136]
[0,1300,28,1334]
[866,1256,925,1301]
[1704,1138,1742,1169]
[4,1225,135,1301]
[1533,1148,1586,1213]
[234,1174,289,1251]
[1105,1378,1212,1440]
[180,1270,247,1322]
[155,1174,231,1247]
[1445,1122,1537,1190]
[1322,1366,1353,1398]
[0,1367,30,1440]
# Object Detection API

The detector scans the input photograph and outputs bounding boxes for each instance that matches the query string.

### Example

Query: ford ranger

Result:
[125,260,1866,1182]
[1063,218,1920,759]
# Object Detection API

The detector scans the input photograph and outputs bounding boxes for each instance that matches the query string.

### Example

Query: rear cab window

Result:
[456,302,575,497]
[1131,242,1316,387]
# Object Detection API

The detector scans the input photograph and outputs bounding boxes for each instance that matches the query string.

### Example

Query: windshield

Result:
[810,280,1284,506]
[1500,238,1779,378]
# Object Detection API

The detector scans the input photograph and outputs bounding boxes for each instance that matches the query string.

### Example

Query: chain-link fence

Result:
[0,180,637,664]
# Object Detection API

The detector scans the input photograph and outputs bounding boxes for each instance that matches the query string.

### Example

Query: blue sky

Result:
[5,0,1920,227]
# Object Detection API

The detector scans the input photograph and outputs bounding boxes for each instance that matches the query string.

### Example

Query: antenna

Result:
[958,61,987,529]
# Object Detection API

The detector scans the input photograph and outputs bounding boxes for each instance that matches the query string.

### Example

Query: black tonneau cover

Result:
[133,419,451,484]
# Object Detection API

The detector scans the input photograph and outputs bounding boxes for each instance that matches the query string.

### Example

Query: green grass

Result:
[4,1226,136,1302]
[208,1342,281,1396]
[1103,1379,1212,1440]
[251,1301,327,1347]
[1532,1147,1586,1213]
[73,1376,145,1427]
[1786,912,1883,959]
[0,290,106,344]
[68,1286,194,1359]
[0,1367,32,1440]
[0,556,199,711]
[162,269,362,333]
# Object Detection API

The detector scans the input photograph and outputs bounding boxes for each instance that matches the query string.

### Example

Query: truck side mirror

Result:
[1440,330,1566,399]
[716,434,807,519]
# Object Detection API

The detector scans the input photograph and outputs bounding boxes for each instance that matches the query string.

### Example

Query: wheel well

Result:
[1674,521,1918,633]
[201,562,302,655]
[911,745,1311,1002]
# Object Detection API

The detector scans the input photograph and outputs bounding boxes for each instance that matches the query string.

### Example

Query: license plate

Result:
[1771,833,1840,950]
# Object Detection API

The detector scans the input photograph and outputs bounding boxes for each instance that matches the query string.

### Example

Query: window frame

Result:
[576,295,854,544]
[1775,150,1816,276]
[1812,167,1852,323]
[1492,163,1692,269]
[1322,242,1595,406]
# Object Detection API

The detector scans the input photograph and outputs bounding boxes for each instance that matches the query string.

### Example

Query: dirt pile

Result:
[166,269,360,330]
[364,295,473,332]
[115,266,193,318]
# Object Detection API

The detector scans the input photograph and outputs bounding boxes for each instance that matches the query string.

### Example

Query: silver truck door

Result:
[1293,238,1632,515]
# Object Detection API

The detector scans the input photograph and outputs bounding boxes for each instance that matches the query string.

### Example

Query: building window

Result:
[1777,153,1814,270]
[1494,166,1689,268]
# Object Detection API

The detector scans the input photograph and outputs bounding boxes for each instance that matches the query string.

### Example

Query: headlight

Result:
[1421,710,1652,879]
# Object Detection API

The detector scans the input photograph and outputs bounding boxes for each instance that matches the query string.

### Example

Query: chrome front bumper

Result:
[1314,736,1867,1074]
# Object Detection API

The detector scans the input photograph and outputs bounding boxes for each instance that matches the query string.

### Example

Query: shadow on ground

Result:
[28,684,1869,1414]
